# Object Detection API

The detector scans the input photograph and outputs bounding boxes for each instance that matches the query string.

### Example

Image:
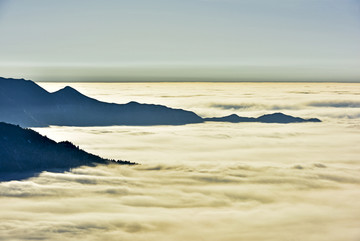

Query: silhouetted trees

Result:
[0,122,135,176]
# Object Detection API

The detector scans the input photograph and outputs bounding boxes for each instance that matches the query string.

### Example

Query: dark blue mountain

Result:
[256,113,321,123]
[204,113,321,123]
[0,77,203,127]
[0,122,134,181]
[0,77,321,126]
[204,114,256,123]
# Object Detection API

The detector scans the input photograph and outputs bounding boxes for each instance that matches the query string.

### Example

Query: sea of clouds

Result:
[1,83,359,240]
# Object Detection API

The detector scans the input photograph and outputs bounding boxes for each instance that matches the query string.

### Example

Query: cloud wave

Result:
[1,161,360,241]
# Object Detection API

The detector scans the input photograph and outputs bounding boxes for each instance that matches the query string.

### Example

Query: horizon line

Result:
[2,76,359,83]
[34,80,360,83]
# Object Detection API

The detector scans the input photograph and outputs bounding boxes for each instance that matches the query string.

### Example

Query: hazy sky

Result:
[0,0,360,81]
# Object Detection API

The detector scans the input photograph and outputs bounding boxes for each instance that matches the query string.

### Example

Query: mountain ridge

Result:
[204,112,321,124]
[0,122,135,181]
[0,77,321,126]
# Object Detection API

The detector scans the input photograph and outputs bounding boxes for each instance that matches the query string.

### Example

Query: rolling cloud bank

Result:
[1,160,359,241]
[1,82,360,240]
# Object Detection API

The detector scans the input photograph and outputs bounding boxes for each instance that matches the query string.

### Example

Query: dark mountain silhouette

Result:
[0,122,135,181]
[0,77,203,127]
[204,113,321,123]
[0,77,321,126]
[204,114,256,123]
[256,113,321,123]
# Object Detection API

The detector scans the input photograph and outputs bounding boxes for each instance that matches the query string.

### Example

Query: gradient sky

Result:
[0,0,360,81]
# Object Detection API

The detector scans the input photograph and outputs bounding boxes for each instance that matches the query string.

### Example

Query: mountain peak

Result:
[127,101,140,105]
[55,86,80,94]
[227,114,240,118]
[0,77,321,126]
[52,85,93,100]
[261,112,288,117]
[257,112,320,123]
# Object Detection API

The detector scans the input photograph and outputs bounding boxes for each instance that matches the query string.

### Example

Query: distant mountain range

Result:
[204,113,321,123]
[0,122,134,181]
[0,77,321,127]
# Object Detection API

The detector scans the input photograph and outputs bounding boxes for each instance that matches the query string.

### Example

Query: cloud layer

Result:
[38,82,360,121]
[1,161,360,241]
[1,82,359,240]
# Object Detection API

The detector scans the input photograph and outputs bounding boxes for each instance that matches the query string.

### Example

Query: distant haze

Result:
[0,0,360,82]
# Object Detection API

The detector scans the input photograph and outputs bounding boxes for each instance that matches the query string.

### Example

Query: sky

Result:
[0,0,360,82]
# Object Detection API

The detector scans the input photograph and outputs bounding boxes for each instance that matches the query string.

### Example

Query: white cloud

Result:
[1,82,360,240]
[1,161,360,240]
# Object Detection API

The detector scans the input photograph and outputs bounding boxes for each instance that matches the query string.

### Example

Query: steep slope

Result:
[0,122,134,181]
[0,77,51,107]
[0,77,204,127]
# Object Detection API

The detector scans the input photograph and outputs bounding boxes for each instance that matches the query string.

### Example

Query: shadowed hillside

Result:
[204,113,321,123]
[0,77,320,126]
[0,122,135,181]
[0,77,203,127]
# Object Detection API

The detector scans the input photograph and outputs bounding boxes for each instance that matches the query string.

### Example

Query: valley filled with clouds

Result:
[1,83,360,240]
